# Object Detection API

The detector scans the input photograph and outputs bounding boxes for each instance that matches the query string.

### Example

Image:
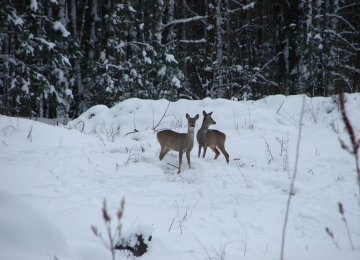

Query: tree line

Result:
[1,0,359,118]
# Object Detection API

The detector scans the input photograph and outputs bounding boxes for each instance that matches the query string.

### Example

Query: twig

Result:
[133,111,137,131]
[178,221,183,234]
[196,238,212,260]
[74,120,85,133]
[27,124,33,142]
[233,158,247,182]
[167,162,179,170]
[244,240,247,256]
[152,101,170,130]
[189,197,201,218]
[277,100,285,114]
[91,198,125,260]
[280,95,305,260]
[0,125,15,135]
[124,129,139,136]
[263,137,274,163]
[168,217,175,232]
[338,202,354,250]
[276,137,286,156]
[325,227,340,250]
[124,146,144,165]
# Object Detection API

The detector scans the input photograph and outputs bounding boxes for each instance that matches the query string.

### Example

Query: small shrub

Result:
[115,233,152,257]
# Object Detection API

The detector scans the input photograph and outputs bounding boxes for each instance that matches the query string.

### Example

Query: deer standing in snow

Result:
[197,110,229,163]
[157,113,199,174]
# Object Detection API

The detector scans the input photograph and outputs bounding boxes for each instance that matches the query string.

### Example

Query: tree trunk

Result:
[215,0,223,94]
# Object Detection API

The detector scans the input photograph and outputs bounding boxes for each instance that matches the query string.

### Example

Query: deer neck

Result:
[187,126,195,139]
[199,120,210,132]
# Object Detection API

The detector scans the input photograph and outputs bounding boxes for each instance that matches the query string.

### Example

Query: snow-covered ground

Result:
[1,94,360,260]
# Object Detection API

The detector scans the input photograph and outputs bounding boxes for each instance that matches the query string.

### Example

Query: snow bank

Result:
[0,192,73,260]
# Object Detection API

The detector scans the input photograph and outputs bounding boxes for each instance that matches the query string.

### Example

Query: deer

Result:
[157,113,199,174]
[197,110,229,164]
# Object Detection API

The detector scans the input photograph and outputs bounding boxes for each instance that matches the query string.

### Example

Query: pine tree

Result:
[0,0,77,118]
[296,0,359,96]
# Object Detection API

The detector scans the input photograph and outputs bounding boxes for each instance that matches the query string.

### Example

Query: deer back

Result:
[157,130,194,152]
[206,129,226,146]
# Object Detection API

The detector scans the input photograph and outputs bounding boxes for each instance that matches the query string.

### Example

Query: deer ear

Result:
[209,111,213,115]
[203,110,206,116]
[186,113,190,119]
[195,114,199,119]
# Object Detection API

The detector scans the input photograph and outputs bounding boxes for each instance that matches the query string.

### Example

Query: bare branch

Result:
[163,15,206,28]
[152,101,171,131]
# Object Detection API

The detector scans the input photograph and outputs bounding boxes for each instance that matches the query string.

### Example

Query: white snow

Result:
[0,192,73,260]
[236,65,243,72]
[61,55,71,66]
[36,37,56,50]
[53,21,71,37]
[21,79,30,94]
[65,89,73,98]
[171,75,181,88]
[1,94,360,260]
[165,53,178,64]
[158,66,167,77]
[30,0,38,12]
[142,51,152,64]
[8,11,24,27]
[128,5,136,13]
[243,1,256,10]
[314,33,322,41]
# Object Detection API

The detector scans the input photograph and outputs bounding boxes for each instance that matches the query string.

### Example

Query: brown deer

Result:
[157,113,199,174]
[197,110,229,163]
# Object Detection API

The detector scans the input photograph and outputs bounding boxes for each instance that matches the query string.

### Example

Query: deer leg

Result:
[159,148,164,160]
[210,146,220,159]
[198,144,202,158]
[186,151,191,169]
[218,144,230,164]
[178,151,183,174]
[202,144,208,158]
[159,147,170,160]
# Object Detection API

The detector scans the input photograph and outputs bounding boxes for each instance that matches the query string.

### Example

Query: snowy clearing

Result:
[1,94,360,260]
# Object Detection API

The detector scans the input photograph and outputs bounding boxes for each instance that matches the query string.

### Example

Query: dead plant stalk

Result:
[338,88,360,202]
[280,95,305,260]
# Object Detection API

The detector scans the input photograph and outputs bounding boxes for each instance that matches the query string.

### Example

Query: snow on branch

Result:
[7,11,24,27]
[313,14,358,32]
[338,3,360,11]
[227,1,256,14]
[343,65,360,74]
[178,39,207,44]
[324,29,360,51]
[165,54,178,64]
[247,52,281,85]
[34,37,56,50]
[242,1,256,10]
[163,16,206,28]
[53,21,70,37]
[30,0,38,12]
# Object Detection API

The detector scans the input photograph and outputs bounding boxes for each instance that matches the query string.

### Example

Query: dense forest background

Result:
[1,0,359,118]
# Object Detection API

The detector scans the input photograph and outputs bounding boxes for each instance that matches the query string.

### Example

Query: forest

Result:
[0,0,359,118]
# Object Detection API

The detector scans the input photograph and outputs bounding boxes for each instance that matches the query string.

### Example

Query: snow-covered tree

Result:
[0,0,78,118]
[296,0,360,95]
